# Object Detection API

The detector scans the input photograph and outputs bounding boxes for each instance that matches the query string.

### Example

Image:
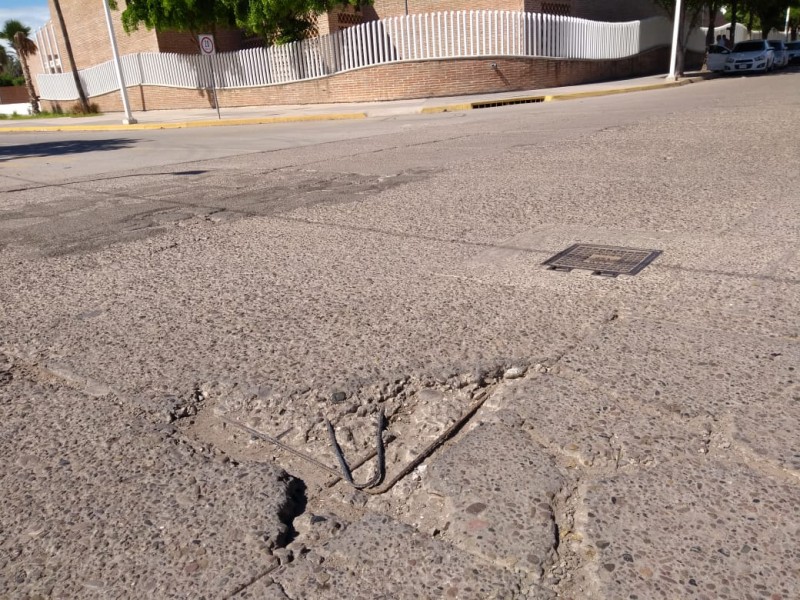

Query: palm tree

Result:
[0,44,9,74]
[0,20,40,114]
[52,0,90,113]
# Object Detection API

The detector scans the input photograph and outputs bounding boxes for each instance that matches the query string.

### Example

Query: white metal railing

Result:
[37,11,681,101]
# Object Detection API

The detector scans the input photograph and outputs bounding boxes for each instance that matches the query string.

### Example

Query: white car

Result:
[767,40,789,68]
[724,40,775,73]
[706,44,730,72]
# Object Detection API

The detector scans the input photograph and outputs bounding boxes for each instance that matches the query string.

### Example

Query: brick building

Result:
[33,0,678,112]
[37,0,667,70]
[38,0,246,73]
[319,0,665,35]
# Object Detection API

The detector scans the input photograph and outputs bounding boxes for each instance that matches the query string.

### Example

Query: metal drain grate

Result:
[543,244,662,277]
[472,96,546,109]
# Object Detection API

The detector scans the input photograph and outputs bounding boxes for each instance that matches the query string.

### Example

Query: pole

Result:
[405,0,409,16]
[208,55,221,120]
[785,7,791,39]
[101,0,136,124]
[667,0,683,80]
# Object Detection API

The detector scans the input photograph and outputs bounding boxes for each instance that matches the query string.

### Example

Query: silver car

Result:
[787,41,800,65]
[724,40,775,73]
[706,44,730,72]
[767,40,788,68]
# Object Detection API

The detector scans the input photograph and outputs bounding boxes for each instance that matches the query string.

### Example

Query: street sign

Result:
[198,34,216,55]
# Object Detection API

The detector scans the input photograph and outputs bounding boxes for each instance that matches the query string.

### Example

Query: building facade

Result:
[35,0,667,73]
[32,0,681,112]
[318,0,665,35]
[39,0,246,73]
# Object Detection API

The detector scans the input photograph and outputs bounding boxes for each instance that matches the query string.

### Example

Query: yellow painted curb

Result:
[544,80,693,102]
[0,111,367,133]
[420,103,473,114]
[421,77,702,113]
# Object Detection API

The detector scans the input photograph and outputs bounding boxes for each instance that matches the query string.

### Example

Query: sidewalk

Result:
[0,72,711,133]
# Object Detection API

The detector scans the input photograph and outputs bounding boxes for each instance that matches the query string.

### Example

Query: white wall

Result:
[0,103,32,116]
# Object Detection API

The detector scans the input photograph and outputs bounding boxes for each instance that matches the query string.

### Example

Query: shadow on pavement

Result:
[0,138,137,162]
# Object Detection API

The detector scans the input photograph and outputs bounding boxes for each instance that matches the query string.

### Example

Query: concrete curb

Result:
[420,75,707,114]
[0,74,714,131]
[0,111,368,133]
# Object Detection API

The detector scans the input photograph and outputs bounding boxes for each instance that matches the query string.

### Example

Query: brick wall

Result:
[365,0,523,19]
[569,0,664,21]
[156,29,247,55]
[45,0,250,73]
[336,1,663,22]
[0,86,30,104]
[43,47,703,113]
[47,0,160,71]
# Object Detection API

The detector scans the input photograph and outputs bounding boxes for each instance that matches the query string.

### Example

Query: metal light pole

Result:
[101,0,136,124]
[667,0,683,80]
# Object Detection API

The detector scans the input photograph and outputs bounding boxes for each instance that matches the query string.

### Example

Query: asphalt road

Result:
[1,71,798,599]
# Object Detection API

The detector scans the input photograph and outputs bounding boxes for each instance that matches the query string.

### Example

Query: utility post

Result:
[667,0,684,80]
[102,0,136,124]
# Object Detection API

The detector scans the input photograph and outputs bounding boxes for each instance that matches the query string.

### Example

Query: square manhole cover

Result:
[543,244,661,277]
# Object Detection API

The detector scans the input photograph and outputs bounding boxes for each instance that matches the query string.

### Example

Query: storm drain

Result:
[543,244,662,277]
[472,96,546,109]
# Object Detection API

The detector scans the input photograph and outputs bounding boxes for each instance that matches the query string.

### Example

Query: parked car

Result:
[767,40,789,68]
[785,40,800,65]
[724,40,775,73]
[706,44,730,72]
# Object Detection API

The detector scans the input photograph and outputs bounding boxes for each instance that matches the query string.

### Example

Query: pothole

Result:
[178,363,531,493]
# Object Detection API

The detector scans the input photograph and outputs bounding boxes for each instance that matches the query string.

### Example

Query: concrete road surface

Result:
[1,71,798,599]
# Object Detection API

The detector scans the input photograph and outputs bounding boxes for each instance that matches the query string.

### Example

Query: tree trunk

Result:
[706,2,719,47]
[53,0,90,113]
[729,0,738,45]
[704,1,719,70]
[19,53,41,115]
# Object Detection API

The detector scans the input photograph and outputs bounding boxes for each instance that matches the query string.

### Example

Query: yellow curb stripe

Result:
[0,112,367,133]
[2,76,710,131]
[544,80,690,101]
[422,77,705,113]
[420,103,473,114]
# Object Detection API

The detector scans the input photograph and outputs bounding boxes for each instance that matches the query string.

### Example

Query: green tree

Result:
[110,0,237,46]
[0,44,9,74]
[0,20,40,114]
[53,0,91,113]
[728,0,800,40]
[223,0,367,44]
[751,0,799,38]
[654,0,708,77]
[116,0,371,46]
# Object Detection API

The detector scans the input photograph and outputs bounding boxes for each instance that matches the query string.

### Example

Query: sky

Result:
[1,1,51,52]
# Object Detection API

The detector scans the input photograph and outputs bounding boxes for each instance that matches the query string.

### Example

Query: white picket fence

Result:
[38,10,686,101]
